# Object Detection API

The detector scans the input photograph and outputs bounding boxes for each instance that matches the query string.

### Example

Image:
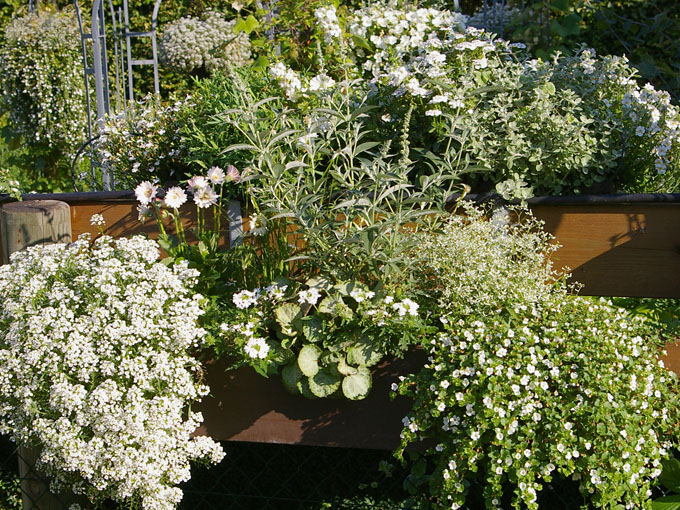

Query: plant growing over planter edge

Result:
[392,206,680,509]
[0,233,224,510]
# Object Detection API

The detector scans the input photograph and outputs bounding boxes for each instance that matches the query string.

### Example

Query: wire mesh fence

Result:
[1,435,674,510]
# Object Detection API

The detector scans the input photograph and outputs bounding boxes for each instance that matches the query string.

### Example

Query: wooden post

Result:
[0,200,79,510]
[1,200,71,263]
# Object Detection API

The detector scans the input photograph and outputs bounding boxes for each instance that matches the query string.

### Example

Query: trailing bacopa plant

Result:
[392,206,680,509]
[0,8,87,161]
[159,10,251,74]
[0,234,224,510]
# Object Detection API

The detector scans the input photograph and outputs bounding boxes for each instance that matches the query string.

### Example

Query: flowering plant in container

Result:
[0,233,224,510]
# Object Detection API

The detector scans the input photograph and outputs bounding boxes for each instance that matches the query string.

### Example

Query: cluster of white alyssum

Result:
[0,234,224,509]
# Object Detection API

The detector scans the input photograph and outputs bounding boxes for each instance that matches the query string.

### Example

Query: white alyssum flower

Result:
[0,235,223,510]
[90,214,105,226]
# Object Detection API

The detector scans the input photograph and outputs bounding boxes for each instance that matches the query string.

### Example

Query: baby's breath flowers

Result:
[0,235,224,510]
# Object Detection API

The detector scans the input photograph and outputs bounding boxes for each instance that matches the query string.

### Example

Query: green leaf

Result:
[282,361,303,394]
[334,281,360,296]
[551,0,569,13]
[660,459,680,492]
[342,367,372,400]
[296,377,317,399]
[233,17,247,33]
[350,34,372,51]
[244,14,259,33]
[302,316,324,343]
[318,295,344,316]
[275,303,301,328]
[298,344,322,377]
[346,335,383,367]
[337,358,358,376]
[269,342,294,365]
[305,276,333,291]
[308,369,342,398]
[653,495,680,510]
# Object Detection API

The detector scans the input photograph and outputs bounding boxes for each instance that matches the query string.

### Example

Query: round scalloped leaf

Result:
[302,316,324,343]
[269,342,295,365]
[337,357,358,376]
[275,303,301,328]
[334,281,360,296]
[308,369,342,398]
[305,275,333,291]
[318,294,344,316]
[297,344,321,377]
[342,367,372,400]
[296,377,317,399]
[282,361,303,395]
[346,336,383,367]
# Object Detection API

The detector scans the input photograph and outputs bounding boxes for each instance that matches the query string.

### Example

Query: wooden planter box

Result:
[1,191,679,450]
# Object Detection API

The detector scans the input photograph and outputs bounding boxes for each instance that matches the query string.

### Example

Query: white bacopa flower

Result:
[207,166,226,185]
[298,288,322,305]
[244,337,270,359]
[193,185,218,208]
[135,181,158,205]
[164,186,188,209]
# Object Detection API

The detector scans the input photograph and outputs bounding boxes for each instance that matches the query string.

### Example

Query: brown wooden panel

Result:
[532,204,680,298]
[194,353,425,449]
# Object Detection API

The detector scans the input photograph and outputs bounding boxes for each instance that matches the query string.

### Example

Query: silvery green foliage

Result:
[0,9,87,156]
[0,235,224,510]
[395,207,680,509]
[160,10,251,74]
[301,1,680,196]
[411,205,559,315]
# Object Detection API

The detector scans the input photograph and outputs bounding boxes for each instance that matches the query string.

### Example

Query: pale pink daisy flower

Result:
[187,175,208,191]
[193,185,218,208]
[226,165,241,182]
[164,186,187,209]
[207,166,226,185]
[135,181,157,205]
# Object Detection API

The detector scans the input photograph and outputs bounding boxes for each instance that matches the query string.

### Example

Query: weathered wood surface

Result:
[1,201,71,264]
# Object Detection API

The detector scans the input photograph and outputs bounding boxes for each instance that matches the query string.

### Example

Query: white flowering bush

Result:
[392,207,680,509]
[264,1,680,196]
[160,10,251,74]
[0,234,224,509]
[0,9,87,158]
[93,95,192,188]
